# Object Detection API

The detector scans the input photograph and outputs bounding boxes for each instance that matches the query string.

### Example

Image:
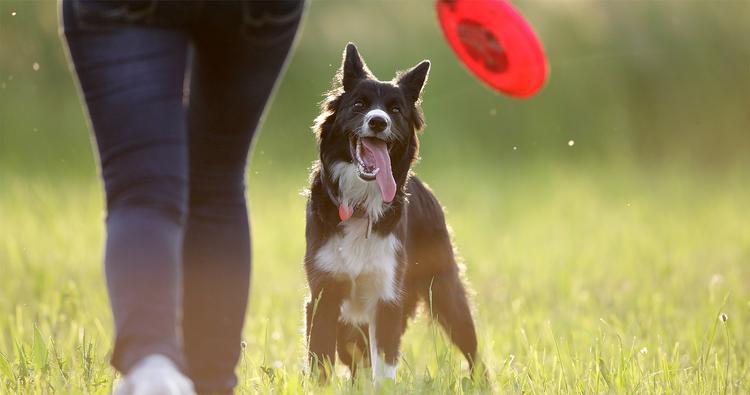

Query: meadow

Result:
[1,1,749,394]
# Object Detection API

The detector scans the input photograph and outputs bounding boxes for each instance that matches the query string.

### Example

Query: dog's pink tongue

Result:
[361,137,396,202]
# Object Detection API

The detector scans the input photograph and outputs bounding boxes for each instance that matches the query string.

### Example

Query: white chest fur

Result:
[331,161,385,220]
[314,218,401,324]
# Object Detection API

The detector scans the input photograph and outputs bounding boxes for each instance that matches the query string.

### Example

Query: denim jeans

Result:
[61,0,303,392]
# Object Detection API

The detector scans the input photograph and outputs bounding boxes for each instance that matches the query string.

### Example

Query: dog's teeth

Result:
[355,139,364,164]
[372,168,380,176]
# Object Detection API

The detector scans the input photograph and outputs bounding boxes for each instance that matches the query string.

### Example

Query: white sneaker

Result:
[113,354,196,395]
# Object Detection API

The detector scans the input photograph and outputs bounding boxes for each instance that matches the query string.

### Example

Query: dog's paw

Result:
[372,360,397,384]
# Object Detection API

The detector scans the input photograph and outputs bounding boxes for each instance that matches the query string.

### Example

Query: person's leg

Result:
[180,2,303,392]
[61,0,190,374]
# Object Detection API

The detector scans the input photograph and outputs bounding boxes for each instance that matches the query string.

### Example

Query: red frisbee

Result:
[436,0,548,98]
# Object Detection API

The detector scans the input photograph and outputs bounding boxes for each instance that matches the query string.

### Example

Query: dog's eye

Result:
[391,106,401,114]
[353,101,364,109]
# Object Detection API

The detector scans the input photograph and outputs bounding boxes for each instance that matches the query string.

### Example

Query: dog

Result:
[304,43,479,382]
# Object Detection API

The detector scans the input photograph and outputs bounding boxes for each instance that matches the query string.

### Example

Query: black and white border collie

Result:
[304,43,479,382]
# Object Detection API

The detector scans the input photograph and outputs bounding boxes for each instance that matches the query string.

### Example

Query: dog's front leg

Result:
[306,280,345,381]
[370,300,403,382]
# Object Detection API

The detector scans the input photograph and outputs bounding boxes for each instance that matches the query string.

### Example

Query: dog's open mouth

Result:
[351,137,379,180]
[349,136,397,202]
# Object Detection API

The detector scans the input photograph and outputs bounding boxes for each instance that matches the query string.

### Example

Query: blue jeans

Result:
[61,1,303,392]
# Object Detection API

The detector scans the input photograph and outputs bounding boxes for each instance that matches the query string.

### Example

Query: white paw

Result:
[113,354,196,395]
[375,362,397,382]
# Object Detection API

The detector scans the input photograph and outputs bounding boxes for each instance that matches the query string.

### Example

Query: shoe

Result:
[113,354,196,395]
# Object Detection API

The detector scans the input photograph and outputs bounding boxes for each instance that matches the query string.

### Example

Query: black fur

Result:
[304,43,479,380]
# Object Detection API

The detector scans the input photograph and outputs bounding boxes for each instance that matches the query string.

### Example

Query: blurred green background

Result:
[2,0,748,178]
[1,1,749,393]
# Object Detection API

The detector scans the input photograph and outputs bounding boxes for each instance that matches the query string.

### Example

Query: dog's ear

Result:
[340,43,372,91]
[397,60,430,103]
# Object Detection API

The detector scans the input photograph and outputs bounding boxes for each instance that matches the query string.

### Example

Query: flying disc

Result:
[436,0,548,98]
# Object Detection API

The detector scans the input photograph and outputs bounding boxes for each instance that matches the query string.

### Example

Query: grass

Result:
[2,1,748,393]
[1,162,748,394]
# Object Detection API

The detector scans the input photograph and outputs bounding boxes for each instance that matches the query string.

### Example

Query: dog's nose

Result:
[368,116,388,133]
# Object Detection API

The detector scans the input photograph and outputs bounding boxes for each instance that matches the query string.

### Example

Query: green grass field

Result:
[2,162,748,394]
[2,0,749,393]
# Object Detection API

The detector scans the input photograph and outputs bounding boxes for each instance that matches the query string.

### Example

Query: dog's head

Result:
[314,43,430,205]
